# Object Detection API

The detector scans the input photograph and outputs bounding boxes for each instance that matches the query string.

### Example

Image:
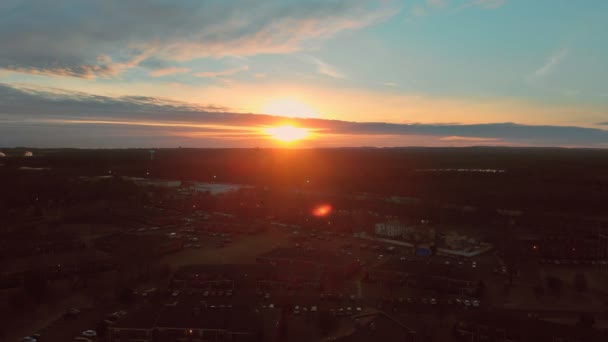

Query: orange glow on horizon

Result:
[312,204,332,217]
[263,125,309,142]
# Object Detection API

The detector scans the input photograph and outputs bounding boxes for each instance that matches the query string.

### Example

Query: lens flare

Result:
[312,204,332,217]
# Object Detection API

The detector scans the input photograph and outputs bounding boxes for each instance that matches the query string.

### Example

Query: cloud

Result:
[383,82,399,87]
[532,48,569,78]
[1,83,608,148]
[195,65,249,78]
[0,0,397,78]
[309,57,345,78]
[149,67,191,77]
[440,136,501,141]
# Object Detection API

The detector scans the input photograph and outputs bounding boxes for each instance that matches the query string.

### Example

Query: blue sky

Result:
[0,0,607,147]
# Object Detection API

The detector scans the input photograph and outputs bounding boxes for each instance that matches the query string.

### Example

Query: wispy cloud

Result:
[383,82,399,87]
[440,136,501,141]
[149,67,191,77]
[532,48,569,78]
[0,0,397,79]
[195,65,249,78]
[309,57,345,79]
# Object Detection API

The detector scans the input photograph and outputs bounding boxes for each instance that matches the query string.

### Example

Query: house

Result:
[374,221,406,238]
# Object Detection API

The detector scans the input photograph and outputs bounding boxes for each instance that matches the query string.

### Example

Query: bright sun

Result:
[262,98,318,118]
[263,125,310,142]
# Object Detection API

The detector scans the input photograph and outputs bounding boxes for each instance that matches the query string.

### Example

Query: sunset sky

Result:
[1,0,608,147]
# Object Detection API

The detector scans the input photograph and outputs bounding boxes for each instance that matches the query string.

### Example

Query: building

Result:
[374,221,406,238]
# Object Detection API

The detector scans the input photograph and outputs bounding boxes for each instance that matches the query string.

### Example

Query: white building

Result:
[374,220,406,238]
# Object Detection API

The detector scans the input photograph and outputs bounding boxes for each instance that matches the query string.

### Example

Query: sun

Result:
[263,125,310,142]
[262,98,318,118]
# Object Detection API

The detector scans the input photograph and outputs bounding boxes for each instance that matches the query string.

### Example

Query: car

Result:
[400,256,406,261]
[269,303,275,308]
[82,330,97,338]
[226,290,233,297]
[455,298,462,305]
[20,337,37,342]
[406,298,413,303]
[172,291,180,297]
[294,306,300,315]
[464,300,471,307]
[303,307,309,312]
[377,254,384,260]
[444,261,451,265]
[203,290,209,297]
[311,306,318,312]
[356,307,362,312]
[430,298,437,305]
[338,308,345,316]
[347,307,353,315]
[350,294,356,301]
[264,293,270,299]
[472,300,480,307]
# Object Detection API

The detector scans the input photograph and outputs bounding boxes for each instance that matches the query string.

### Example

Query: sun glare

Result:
[263,125,309,142]
[262,98,318,118]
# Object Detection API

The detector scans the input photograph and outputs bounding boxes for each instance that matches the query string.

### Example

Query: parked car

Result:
[82,330,97,338]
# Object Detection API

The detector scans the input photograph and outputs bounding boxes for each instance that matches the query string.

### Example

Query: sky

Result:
[1,0,607,148]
